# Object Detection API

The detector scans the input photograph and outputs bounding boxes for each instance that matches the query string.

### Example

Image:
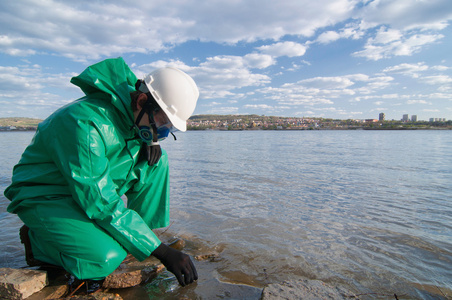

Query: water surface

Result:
[1,130,451,299]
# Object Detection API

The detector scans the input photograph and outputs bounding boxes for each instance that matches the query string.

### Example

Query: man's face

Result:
[153,109,174,130]
[153,110,170,128]
[153,109,177,140]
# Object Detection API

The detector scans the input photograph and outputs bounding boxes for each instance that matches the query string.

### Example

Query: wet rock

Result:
[194,253,220,262]
[102,264,165,289]
[65,291,123,299]
[261,279,358,300]
[26,284,68,300]
[168,238,186,250]
[0,268,48,300]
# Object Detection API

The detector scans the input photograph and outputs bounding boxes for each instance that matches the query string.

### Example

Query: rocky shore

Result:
[1,237,359,300]
[1,267,358,300]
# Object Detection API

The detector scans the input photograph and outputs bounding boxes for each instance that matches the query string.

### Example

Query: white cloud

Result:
[0,65,79,95]
[383,63,429,76]
[316,31,341,44]
[256,74,396,109]
[243,53,276,69]
[134,54,271,100]
[0,66,43,91]
[0,0,357,61]
[207,106,239,114]
[425,93,451,99]
[315,22,365,44]
[354,94,400,102]
[432,65,450,71]
[309,106,363,117]
[297,110,315,116]
[359,0,452,31]
[0,0,450,64]
[187,0,358,42]
[350,0,452,61]
[243,104,274,109]
[382,63,452,91]
[423,75,452,85]
[0,64,79,118]
[194,56,271,94]
[298,77,355,89]
[353,31,444,60]
[257,41,307,57]
[406,100,431,105]
[360,76,394,92]
[372,27,402,44]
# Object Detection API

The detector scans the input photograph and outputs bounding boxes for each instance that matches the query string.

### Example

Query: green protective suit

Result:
[4,57,170,280]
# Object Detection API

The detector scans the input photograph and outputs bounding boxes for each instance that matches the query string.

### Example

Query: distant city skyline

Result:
[390,113,447,122]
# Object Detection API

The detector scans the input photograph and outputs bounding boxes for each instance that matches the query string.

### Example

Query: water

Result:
[0,132,36,269]
[1,130,451,299]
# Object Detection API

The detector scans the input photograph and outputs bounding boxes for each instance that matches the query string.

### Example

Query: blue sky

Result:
[1,0,451,121]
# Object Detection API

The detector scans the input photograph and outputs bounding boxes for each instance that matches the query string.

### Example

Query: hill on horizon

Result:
[0,117,43,127]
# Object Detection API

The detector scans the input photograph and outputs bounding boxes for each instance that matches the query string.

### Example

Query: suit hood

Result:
[70,57,137,122]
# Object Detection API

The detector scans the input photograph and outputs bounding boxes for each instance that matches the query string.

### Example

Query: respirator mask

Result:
[134,80,177,166]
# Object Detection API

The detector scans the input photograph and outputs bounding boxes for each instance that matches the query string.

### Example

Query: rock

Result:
[26,284,68,300]
[102,264,165,289]
[194,253,220,262]
[103,269,142,289]
[261,279,358,300]
[0,268,48,300]
[168,238,186,250]
[66,291,123,299]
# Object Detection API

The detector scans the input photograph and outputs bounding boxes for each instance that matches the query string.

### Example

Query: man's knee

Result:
[60,246,127,280]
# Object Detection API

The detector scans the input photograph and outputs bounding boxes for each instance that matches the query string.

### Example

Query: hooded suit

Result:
[5,58,169,279]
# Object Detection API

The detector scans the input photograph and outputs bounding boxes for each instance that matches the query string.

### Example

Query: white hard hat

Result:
[141,67,199,132]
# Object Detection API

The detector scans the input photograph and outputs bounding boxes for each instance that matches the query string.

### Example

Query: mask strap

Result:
[134,107,147,128]
[134,91,156,127]
[150,122,159,143]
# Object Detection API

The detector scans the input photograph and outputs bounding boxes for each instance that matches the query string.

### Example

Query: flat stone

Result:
[261,279,358,300]
[194,253,220,262]
[0,268,48,300]
[26,284,68,300]
[102,264,164,289]
[66,291,123,299]
[168,238,186,250]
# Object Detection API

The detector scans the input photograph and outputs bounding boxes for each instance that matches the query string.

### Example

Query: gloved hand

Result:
[140,142,162,166]
[152,243,198,286]
[147,142,162,166]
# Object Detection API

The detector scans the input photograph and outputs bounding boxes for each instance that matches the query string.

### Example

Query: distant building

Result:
[379,113,385,121]
[411,115,417,122]
[429,118,446,122]
[402,114,409,122]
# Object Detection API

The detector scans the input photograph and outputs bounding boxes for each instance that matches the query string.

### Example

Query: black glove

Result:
[140,142,162,166]
[152,243,198,286]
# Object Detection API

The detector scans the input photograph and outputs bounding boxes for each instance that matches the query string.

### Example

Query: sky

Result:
[1,0,452,121]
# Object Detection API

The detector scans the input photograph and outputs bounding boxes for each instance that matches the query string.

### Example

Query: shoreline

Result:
[1,127,451,132]
[1,224,451,299]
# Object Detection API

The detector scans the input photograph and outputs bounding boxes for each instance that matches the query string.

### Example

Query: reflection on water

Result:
[1,130,451,299]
